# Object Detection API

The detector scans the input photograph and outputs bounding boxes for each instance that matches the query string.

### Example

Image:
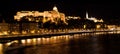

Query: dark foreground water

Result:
[1,33,120,54]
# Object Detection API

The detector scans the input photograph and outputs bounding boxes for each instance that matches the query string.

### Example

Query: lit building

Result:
[66,16,81,20]
[21,23,39,34]
[14,6,67,24]
[86,12,104,23]
[9,23,20,34]
[29,23,39,33]
[107,25,116,30]
[85,12,104,29]
[0,20,9,35]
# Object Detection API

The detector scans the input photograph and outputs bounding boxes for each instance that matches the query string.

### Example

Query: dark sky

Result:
[0,0,120,23]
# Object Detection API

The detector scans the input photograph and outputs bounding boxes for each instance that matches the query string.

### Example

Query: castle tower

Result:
[86,12,88,18]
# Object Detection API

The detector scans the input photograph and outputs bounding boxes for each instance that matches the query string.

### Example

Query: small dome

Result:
[53,6,58,11]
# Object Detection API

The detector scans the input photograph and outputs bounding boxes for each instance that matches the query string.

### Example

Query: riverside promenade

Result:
[0,29,118,43]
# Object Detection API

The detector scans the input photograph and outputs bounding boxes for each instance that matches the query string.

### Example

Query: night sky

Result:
[0,0,120,23]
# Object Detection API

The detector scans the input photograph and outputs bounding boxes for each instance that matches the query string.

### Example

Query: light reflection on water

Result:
[0,31,120,54]
[8,35,73,46]
[1,35,79,54]
[0,44,3,54]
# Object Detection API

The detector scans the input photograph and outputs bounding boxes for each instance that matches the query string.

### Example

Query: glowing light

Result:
[32,38,37,45]
[84,25,86,29]
[3,31,8,35]
[28,18,32,21]
[53,6,58,11]
[21,39,26,44]
[31,30,35,33]
[96,25,101,29]
[27,39,31,44]
[36,20,39,22]
[86,12,89,18]
[107,25,116,30]
[66,16,80,19]
[0,32,4,35]
[0,44,3,54]
[6,42,12,46]
[22,31,27,34]
[11,31,19,34]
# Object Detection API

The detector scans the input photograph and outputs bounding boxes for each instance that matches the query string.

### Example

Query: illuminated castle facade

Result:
[86,12,103,23]
[14,6,67,24]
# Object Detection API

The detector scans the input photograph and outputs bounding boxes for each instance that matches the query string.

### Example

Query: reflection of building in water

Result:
[14,6,67,24]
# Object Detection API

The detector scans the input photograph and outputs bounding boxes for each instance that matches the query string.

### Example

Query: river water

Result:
[0,32,120,54]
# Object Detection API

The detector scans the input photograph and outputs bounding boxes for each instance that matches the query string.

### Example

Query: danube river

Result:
[0,32,120,54]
